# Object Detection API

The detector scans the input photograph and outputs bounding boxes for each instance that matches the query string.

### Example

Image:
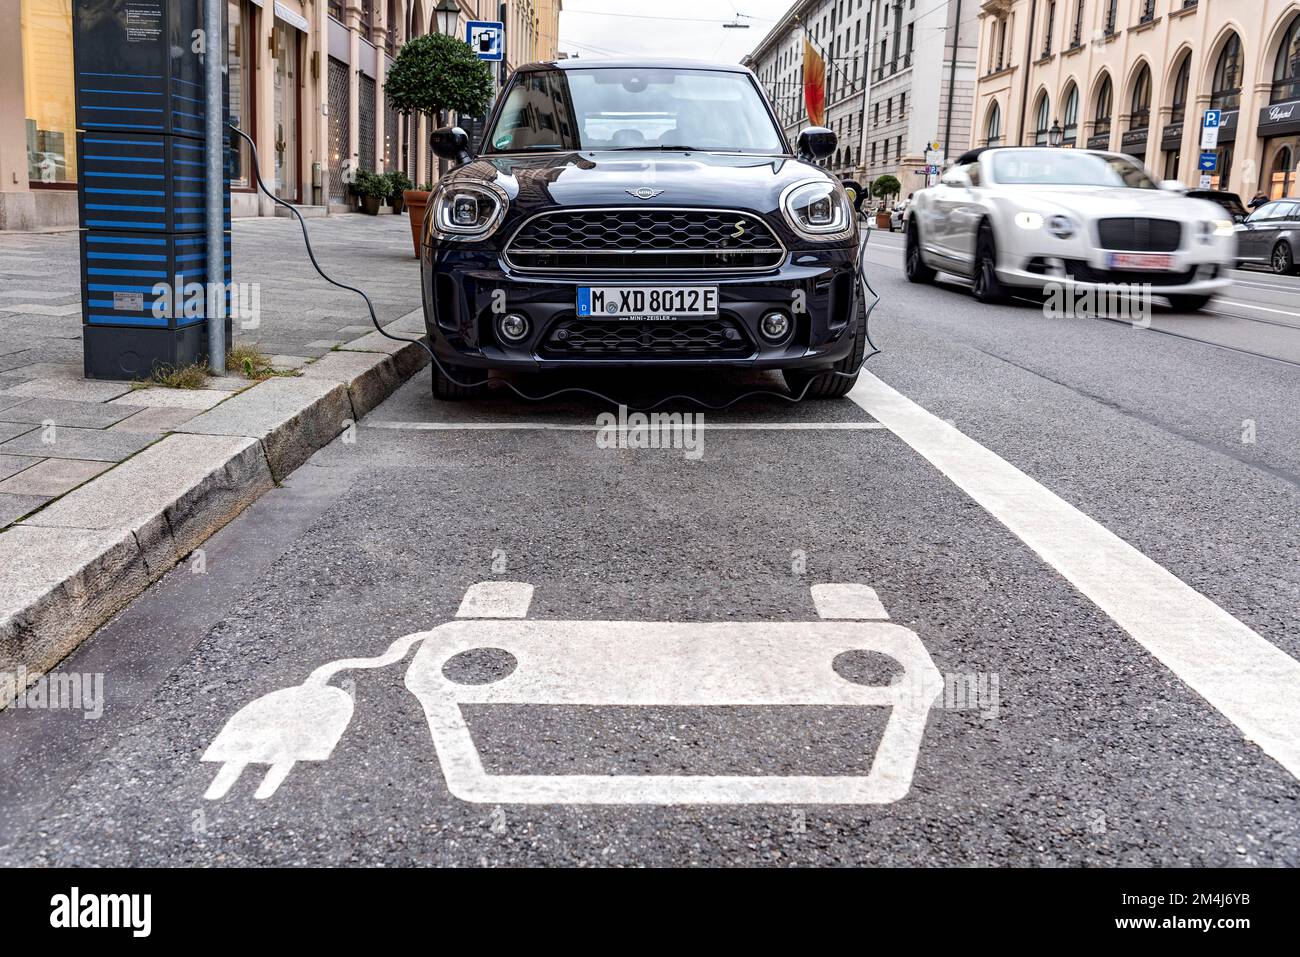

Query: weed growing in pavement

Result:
[134,362,209,390]
[226,344,302,381]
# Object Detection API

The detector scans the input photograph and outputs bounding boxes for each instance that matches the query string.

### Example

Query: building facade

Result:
[744,0,871,184]
[971,0,1300,199]
[2,0,561,229]
[745,0,979,206]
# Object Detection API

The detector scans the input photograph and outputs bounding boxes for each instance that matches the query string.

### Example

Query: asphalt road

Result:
[2,233,1297,866]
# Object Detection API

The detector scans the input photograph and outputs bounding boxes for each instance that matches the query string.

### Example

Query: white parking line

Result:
[849,372,1300,781]
[1212,298,1300,319]
[364,421,887,431]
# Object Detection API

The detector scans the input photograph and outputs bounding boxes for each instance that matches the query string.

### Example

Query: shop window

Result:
[20,0,76,185]
[1271,147,1297,200]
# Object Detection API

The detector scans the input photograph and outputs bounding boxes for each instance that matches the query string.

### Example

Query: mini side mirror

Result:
[797,127,837,161]
[431,126,473,166]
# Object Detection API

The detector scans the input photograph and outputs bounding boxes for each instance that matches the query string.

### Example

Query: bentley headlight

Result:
[1046,214,1076,239]
[431,181,508,241]
[1213,219,1235,238]
[780,180,855,241]
[1197,220,1234,244]
[1014,211,1045,230]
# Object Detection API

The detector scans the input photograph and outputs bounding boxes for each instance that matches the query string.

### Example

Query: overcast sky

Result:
[556,1,796,64]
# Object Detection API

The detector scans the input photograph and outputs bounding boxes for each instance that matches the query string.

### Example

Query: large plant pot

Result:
[360,195,382,216]
[389,193,405,215]
[874,211,891,230]
[404,189,431,258]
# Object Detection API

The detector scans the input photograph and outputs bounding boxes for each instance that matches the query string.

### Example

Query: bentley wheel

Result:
[905,219,936,284]
[972,222,1005,304]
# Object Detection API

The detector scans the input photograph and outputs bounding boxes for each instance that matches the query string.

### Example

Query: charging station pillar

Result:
[72,0,232,380]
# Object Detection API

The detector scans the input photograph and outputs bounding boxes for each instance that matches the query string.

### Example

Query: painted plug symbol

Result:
[201,682,354,800]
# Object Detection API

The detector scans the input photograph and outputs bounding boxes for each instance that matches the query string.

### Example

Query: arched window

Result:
[1033,92,1051,145]
[1170,53,1190,124]
[1094,75,1113,138]
[986,101,1002,146]
[1062,82,1079,145]
[1129,64,1151,130]
[1273,15,1300,104]
[1211,33,1243,110]
[1271,146,1297,200]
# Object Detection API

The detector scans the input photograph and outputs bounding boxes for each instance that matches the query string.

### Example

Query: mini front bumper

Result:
[421,244,862,371]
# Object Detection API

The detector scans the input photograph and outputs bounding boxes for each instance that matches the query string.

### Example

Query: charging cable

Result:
[230,125,880,411]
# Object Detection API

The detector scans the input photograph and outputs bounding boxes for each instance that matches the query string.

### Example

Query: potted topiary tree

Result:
[871,174,901,230]
[387,169,412,214]
[352,170,389,215]
[384,33,494,257]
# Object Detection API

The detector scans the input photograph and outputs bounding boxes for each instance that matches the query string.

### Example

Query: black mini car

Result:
[420,59,866,400]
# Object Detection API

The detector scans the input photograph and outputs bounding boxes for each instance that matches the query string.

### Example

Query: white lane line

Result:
[1212,298,1300,319]
[848,371,1300,781]
[364,421,887,431]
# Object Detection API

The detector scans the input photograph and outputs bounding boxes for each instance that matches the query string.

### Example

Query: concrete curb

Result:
[0,323,429,707]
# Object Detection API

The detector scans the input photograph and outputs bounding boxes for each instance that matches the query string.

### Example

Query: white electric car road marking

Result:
[202,582,943,805]
[849,372,1300,781]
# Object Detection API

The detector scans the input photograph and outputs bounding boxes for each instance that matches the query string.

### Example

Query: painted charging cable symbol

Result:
[203,582,943,804]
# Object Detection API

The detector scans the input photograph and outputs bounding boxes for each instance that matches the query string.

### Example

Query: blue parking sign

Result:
[1203,109,1221,128]
[1199,152,1217,172]
[466,20,504,61]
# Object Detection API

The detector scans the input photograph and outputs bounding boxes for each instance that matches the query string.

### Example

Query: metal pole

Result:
[943,0,962,162]
[205,0,226,375]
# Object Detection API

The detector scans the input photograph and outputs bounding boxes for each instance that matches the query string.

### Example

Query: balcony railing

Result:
[1139,0,1155,24]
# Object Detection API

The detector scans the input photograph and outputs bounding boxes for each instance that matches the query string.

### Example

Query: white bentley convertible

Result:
[905,147,1236,312]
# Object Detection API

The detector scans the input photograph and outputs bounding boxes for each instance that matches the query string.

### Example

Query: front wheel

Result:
[431,359,487,401]
[905,219,936,283]
[1271,242,1296,275]
[971,221,1005,304]
[782,303,869,400]
[1166,294,1212,313]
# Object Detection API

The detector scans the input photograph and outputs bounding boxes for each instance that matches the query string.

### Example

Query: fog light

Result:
[759,311,792,343]
[498,313,529,342]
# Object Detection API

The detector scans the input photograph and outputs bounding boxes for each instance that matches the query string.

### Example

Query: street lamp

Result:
[1048,119,1064,148]
[434,0,459,37]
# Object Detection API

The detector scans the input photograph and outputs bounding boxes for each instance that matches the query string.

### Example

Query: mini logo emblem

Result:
[626,187,665,200]
[731,220,747,239]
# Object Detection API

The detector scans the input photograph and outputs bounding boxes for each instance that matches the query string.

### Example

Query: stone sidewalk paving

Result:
[0,215,422,529]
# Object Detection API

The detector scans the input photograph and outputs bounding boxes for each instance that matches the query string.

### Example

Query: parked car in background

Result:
[904,146,1235,312]
[1186,189,1249,224]
[889,201,909,232]
[1234,199,1300,274]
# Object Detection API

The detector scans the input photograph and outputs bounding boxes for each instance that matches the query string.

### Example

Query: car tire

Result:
[905,219,936,284]
[431,359,487,401]
[971,221,1006,304]
[1166,294,1212,313]
[1271,242,1296,275]
[782,302,868,400]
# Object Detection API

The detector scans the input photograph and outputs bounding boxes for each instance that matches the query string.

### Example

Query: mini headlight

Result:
[1015,211,1045,230]
[432,181,508,240]
[1046,214,1076,239]
[780,180,855,241]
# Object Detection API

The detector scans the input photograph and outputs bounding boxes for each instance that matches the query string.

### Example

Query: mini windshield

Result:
[989,149,1158,188]
[484,68,785,154]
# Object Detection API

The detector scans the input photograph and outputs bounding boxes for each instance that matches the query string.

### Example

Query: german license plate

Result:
[1107,252,1175,271]
[577,286,719,319]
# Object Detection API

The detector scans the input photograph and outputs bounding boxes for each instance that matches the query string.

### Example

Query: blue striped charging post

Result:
[72,0,231,380]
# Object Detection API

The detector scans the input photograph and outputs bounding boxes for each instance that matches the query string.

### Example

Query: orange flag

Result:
[803,39,826,127]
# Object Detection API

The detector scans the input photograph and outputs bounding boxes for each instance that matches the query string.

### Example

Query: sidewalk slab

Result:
[0,397,139,429]
[109,388,233,410]
[0,458,112,497]
[177,376,352,480]
[0,426,159,462]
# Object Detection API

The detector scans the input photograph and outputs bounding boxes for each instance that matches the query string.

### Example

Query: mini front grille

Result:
[1096,218,1183,252]
[540,317,754,359]
[505,207,785,272]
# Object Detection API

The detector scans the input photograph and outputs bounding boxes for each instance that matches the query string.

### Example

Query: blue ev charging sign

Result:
[466,20,504,61]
